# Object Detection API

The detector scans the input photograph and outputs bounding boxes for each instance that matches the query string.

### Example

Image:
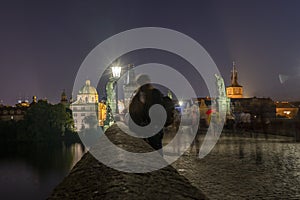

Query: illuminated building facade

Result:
[275,101,299,119]
[231,97,276,119]
[98,101,106,127]
[0,104,28,121]
[0,97,32,121]
[70,80,103,131]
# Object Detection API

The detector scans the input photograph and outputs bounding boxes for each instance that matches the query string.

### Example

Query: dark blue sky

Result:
[1,0,300,105]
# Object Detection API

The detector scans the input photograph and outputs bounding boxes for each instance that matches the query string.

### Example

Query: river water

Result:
[0,141,85,200]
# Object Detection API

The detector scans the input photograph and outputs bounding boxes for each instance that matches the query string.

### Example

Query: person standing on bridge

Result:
[129,74,169,154]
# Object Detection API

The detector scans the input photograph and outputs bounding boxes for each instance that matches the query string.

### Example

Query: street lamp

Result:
[112,66,121,78]
[179,100,184,107]
[112,66,121,114]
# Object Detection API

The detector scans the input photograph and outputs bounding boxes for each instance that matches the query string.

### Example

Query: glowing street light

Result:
[112,66,121,78]
[179,100,183,106]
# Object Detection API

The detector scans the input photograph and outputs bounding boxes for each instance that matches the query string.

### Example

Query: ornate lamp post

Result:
[104,65,121,130]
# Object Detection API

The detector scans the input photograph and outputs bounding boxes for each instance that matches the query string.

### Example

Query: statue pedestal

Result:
[217,97,231,115]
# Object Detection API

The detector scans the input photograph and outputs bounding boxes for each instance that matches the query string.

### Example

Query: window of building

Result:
[81,113,85,116]
[283,110,291,115]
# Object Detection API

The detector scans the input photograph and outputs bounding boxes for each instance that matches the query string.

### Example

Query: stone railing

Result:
[48,124,207,199]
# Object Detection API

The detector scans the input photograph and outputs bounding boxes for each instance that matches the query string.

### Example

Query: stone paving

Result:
[49,124,207,200]
[50,123,300,199]
[165,131,300,199]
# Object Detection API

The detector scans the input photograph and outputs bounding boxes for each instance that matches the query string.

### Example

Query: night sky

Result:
[1,0,300,105]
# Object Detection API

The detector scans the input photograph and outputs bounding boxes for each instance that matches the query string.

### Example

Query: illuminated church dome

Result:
[78,80,98,95]
[70,80,100,131]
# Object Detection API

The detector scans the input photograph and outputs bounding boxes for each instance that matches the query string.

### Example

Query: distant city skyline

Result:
[1,0,300,105]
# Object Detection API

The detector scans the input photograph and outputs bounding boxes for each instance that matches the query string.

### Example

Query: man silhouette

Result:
[129,74,165,153]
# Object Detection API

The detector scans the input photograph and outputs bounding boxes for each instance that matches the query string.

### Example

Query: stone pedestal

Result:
[217,97,231,115]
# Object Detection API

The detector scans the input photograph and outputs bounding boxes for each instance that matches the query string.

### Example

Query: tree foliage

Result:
[0,101,78,141]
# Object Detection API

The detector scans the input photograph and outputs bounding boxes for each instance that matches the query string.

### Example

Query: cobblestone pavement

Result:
[163,130,300,199]
[49,124,207,200]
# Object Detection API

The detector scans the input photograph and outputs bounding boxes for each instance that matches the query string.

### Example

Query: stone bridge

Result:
[49,124,207,200]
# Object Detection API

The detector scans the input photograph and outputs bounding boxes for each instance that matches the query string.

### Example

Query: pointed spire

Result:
[232,61,236,74]
[231,61,240,86]
[61,89,68,102]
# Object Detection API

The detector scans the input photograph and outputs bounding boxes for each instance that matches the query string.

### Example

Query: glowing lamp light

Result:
[112,66,121,78]
[283,111,291,115]
[179,100,183,106]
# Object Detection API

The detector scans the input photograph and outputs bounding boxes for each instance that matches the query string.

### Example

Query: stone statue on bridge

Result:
[215,74,226,98]
[215,74,231,116]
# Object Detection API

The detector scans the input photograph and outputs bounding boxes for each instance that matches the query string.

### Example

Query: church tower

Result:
[226,62,243,98]
[123,64,137,109]
[60,89,69,107]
